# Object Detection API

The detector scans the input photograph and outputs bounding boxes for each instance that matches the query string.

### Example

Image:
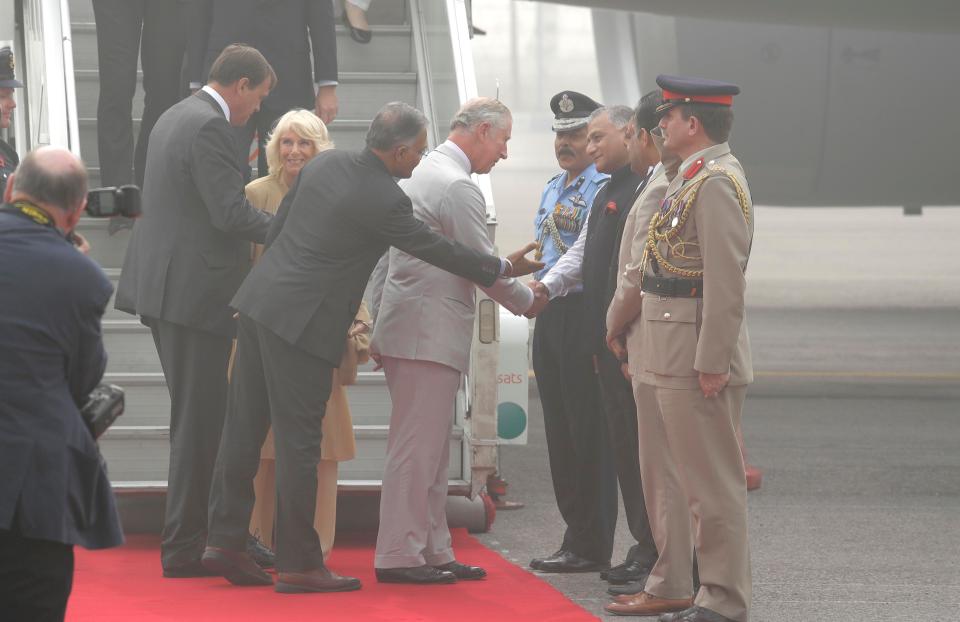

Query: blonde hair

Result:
[265,109,333,179]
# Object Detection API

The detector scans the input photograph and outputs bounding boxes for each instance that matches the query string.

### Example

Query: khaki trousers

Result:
[632,380,752,622]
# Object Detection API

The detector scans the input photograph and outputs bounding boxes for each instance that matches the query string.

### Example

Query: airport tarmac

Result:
[478,303,960,620]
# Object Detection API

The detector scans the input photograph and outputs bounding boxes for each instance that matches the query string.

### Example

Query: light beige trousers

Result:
[632,380,752,622]
[374,356,461,569]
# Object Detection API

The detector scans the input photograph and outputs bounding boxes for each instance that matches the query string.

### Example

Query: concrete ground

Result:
[474,206,960,621]
[477,307,960,621]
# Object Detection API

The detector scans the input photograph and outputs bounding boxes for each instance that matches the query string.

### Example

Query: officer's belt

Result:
[642,276,703,298]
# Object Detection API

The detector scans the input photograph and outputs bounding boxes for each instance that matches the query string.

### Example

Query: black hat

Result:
[550,91,601,132]
[655,74,739,115]
[0,47,23,88]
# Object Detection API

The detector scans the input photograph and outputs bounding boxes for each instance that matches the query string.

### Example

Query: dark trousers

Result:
[207,314,333,572]
[532,294,618,563]
[0,529,73,622]
[149,318,232,569]
[93,0,186,188]
[234,106,285,182]
[595,346,658,567]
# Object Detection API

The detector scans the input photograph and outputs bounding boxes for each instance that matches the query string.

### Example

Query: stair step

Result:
[67,0,410,27]
[110,479,470,495]
[99,424,463,483]
[74,70,417,121]
[70,22,414,73]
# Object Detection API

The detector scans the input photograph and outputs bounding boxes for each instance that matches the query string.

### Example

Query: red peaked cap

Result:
[655,74,739,114]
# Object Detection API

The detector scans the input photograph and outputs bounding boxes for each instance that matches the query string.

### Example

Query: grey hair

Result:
[366,102,429,150]
[449,97,511,132]
[588,105,634,130]
[12,149,87,212]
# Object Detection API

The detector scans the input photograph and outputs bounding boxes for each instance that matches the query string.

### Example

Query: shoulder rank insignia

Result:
[683,157,704,180]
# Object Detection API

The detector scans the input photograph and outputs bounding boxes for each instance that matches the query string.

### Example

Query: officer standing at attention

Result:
[0,46,23,197]
[528,91,619,574]
[607,75,754,622]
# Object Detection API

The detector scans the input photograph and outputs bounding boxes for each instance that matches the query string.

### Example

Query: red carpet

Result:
[68,530,597,621]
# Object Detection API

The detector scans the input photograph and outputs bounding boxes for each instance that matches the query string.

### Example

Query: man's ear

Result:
[236,77,251,94]
[2,172,14,203]
[66,198,86,231]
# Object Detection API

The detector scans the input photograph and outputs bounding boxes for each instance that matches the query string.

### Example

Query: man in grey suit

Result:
[115,45,275,578]
[202,102,543,593]
[370,98,547,584]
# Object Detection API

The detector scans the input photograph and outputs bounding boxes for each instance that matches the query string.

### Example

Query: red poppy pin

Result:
[605,201,617,213]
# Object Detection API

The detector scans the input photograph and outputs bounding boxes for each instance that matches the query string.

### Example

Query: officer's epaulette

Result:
[547,172,564,184]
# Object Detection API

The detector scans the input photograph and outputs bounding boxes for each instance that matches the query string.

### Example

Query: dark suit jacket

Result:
[0,209,124,549]
[186,0,337,114]
[232,148,502,366]
[115,90,272,336]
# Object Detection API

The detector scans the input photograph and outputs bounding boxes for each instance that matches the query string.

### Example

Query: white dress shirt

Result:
[201,85,231,122]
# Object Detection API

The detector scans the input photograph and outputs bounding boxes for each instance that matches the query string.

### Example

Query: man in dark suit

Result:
[0,147,124,622]
[187,0,338,178]
[92,0,190,190]
[201,102,542,593]
[115,44,275,578]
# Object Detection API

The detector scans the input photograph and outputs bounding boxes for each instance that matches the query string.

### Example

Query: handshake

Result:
[524,280,549,319]
[502,241,550,319]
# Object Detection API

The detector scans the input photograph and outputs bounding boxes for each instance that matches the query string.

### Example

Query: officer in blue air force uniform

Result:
[528,91,619,574]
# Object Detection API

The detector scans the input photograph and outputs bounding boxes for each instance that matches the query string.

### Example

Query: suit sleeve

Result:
[441,179,533,315]
[183,0,213,86]
[370,190,500,288]
[307,0,338,83]
[191,118,273,243]
[693,175,751,374]
[265,173,301,248]
[607,176,666,339]
[68,269,112,407]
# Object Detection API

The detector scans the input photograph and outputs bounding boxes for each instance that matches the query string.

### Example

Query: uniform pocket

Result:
[640,296,699,377]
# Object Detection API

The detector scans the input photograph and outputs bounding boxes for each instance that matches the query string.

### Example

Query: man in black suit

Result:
[201,102,542,592]
[92,0,190,189]
[0,147,124,622]
[187,0,338,178]
[115,44,275,578]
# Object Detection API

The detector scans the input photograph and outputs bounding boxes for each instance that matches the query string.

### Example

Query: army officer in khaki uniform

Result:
[606,75,754,622]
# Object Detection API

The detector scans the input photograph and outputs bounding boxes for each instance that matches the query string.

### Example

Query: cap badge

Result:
[8,53,13,72]
[558,93,574,113]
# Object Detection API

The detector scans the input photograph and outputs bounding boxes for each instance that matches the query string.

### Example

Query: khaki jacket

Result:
[618,142,754,389]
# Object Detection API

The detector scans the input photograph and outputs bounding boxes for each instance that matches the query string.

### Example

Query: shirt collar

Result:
[201,85,231,122]
[441,140,472,174]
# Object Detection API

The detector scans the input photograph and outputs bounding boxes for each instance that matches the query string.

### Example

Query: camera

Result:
[85,185,142,218]
[80,384,125,439]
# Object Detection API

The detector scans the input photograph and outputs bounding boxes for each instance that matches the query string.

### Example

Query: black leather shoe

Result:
[342,10,372,43]
[162,560,218,578]
[246,533,275,569]
[659,606,737,622]
[607,559,651,584]
[529,549,565,570]
[600,559,626,581]
[534,550,610,574]
[201,546,273,586]
[276,567,361,593]
[608,581,645,596]
[433,561,486,580]
[375,565,457,584]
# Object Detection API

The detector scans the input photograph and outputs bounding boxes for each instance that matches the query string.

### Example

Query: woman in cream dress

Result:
[241,109,370,559]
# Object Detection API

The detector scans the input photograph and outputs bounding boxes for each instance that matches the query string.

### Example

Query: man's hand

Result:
[505,241,545,278]
[699,371,730,399]
[606,332,626,362]
[524,281,549,318]
[71,232,91,255]
[370,352,383,371]
[315,85,338,125]
[621,362,632,382]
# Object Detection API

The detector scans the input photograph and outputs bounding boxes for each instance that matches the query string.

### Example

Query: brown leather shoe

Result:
[604,591,693,616]
[201,546,273,586]
[275,567,362,593]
